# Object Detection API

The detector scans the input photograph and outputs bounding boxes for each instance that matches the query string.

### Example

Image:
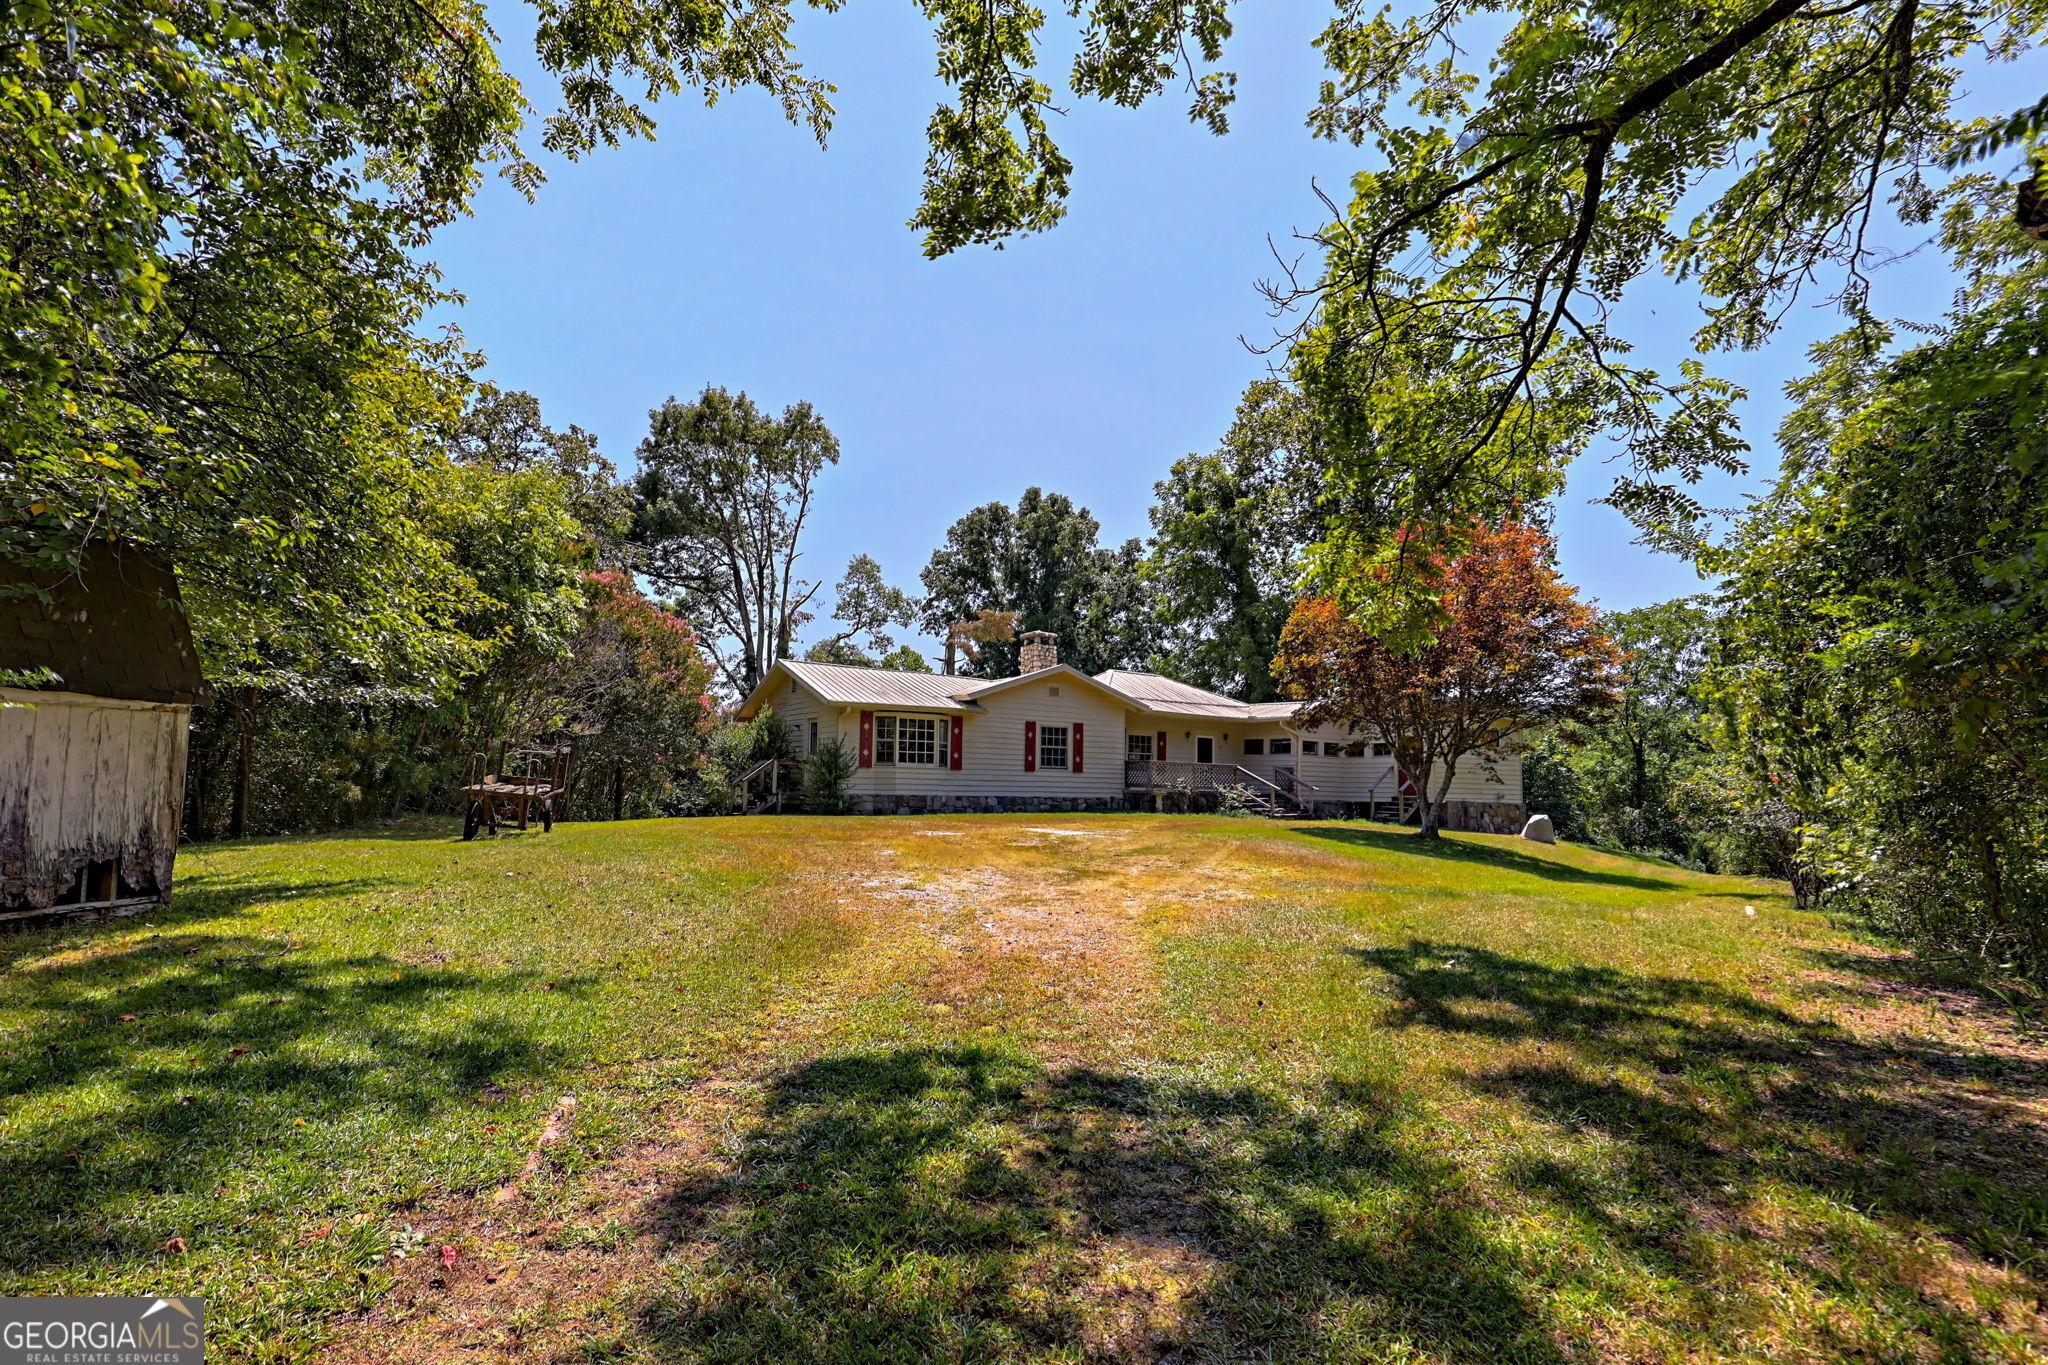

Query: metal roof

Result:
[737,658,1310,723]
[1091,669,1303,721]
[770,658,985,711]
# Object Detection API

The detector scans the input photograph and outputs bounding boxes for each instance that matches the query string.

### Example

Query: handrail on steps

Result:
[1229,766,1306,808]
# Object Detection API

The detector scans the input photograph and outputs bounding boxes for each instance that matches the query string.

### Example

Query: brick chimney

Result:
[1018,630,1059,674]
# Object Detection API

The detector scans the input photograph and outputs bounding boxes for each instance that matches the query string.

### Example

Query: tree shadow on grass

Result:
[1,875,399,947]
[636,1047,1572,1363]
[1352,941,2048,1345]
[0,928,579,1276]
[1292,825,1688,892]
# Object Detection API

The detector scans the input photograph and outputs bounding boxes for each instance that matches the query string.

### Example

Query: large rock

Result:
[1520,813,1556,844]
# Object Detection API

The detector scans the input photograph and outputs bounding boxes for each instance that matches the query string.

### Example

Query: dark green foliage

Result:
[1286,0,2045,631]
[808,556,925,667]
[1148,381,1326,700]
[1517,739,1589,844]
[918,487,1157,676]
[1532,598,1720,865]
[1712,264,2048,979]
[800,740,859,815]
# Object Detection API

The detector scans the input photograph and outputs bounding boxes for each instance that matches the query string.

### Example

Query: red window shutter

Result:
[1073,721,1084,773]
[858,711,874,768]
[1157,730,1168,761]
[1024,720,1037,772]
[950,715,964,770]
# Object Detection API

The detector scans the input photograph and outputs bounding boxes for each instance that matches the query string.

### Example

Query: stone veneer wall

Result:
[855,794,1127,816]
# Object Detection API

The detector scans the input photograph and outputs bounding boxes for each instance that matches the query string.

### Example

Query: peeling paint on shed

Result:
[1,545,204,919]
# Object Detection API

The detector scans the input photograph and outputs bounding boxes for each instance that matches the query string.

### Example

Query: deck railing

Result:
[1123,759,1249,792]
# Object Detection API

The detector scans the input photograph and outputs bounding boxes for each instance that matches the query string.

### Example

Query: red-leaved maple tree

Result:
[1274,520,1621,838]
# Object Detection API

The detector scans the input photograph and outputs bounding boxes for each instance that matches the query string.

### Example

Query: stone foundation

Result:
[854,794,1128,816]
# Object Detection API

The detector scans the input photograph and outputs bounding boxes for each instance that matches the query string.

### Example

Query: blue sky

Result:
[429,6,2036,656]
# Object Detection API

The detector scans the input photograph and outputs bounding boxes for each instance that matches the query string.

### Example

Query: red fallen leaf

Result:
[483,1271,499,1284]
[119,1014,137,1023]
[228,1046,249,1057]
[439,1244,458,1268]
[164,1236,187,1253]
[483,1125,498,1133]
[542,982,556,991]
[268,998,284,1005]
[309,1223,332,1239]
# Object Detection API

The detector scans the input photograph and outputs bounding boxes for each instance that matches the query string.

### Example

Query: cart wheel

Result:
[463,800,483,841]
[540,798,554,833]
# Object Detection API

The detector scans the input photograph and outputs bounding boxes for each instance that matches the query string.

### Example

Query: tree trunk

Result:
[1416,756,1460,840]
[611,764,625,822]
[230,685,256,838]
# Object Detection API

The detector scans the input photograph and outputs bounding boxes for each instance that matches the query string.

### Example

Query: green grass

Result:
[1,814,2042,1363]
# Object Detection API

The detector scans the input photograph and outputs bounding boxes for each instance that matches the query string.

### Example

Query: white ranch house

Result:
[735,631,1524,830]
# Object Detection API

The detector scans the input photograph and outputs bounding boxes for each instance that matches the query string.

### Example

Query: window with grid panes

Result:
[1038,724,1069,770]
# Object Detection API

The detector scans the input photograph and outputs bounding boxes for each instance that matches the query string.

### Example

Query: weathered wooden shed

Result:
[1,544,204,920]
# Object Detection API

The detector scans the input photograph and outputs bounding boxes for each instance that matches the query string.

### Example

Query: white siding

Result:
[851,678,1127,800]
[764,676,840,760]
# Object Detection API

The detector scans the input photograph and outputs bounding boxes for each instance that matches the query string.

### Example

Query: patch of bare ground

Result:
[319,823,1274,1362]
[1808,943,2048,1068]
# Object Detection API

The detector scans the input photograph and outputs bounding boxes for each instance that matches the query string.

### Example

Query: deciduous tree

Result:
[1275,521,1622,837]
[631,386,839,695]
[1710,259,2048,974]
[809,555,924,664]
[1148,380,1327,700]
[1279,0,2045,627]
[919,488,1155,676]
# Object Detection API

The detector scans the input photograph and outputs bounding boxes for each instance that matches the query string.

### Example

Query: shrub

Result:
[801,740,858,815]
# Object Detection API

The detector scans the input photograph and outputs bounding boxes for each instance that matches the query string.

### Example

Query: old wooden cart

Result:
[460,741,572,840]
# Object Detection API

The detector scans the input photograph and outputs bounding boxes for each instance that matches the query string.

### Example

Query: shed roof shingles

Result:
[0,544,205,704]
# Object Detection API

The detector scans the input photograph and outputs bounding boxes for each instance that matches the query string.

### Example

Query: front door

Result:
[1195,736,1216,764]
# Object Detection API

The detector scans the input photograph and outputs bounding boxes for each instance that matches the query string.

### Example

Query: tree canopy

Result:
[919,487,1155,677]
[631,386,839,695]
[1275,520,1622,837]
[1709,257,2048,973]
[1149,380,1328,701]
[1283,0,2045,628]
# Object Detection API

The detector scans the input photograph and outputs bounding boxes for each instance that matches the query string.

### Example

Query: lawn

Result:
[2,814,2043,1363]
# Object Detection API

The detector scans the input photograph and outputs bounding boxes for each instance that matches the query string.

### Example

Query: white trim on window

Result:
[1038,723,1070,770]
[1126,732,1154,761]
[873,712,944,766]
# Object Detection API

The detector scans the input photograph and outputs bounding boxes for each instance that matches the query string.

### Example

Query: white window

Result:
[1301,741,1319,756]
[1269,737,1293,756]
[1371,742,1394,757]
[876,713,941,765]
[1243,738,1266,756]
[1127,733,1154,761]
[898,715,938,765]
[1039,724,1069,770]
